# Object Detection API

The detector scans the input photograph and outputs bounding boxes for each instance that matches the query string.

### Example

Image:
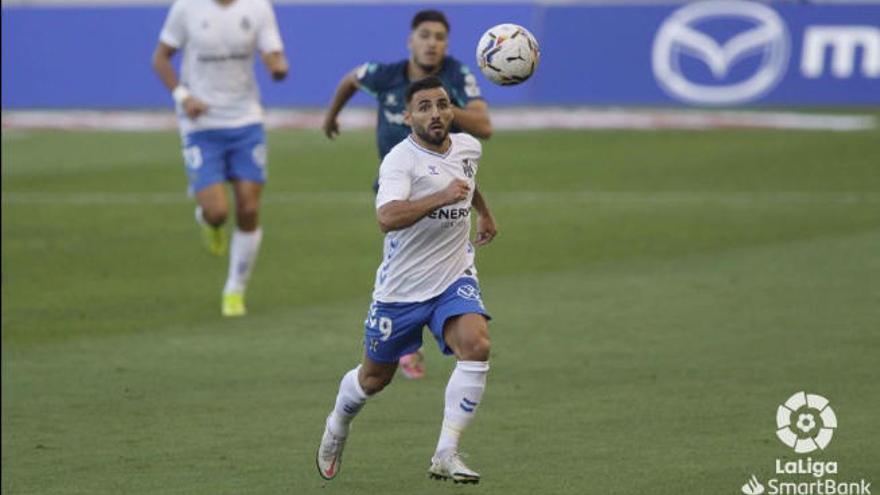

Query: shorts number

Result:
[183,145,203,169]
[378,317,393,341]
[252,143,267,168]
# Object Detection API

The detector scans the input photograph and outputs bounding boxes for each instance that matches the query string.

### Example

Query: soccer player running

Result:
[321,9,492,378]
[152,0,288,316]
[316,76,498,484]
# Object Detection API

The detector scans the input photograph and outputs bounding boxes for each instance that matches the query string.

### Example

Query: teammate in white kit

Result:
[152,0,288,316]
[316,76,498,484]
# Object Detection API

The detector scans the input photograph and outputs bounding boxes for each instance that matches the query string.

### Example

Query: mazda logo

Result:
[652,0,790,105]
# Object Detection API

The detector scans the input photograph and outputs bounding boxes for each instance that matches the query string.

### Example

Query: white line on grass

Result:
[4,191,879,206]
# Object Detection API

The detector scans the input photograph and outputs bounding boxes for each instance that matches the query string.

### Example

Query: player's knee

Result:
[360,373,393,396]
[235,202,260,229]
[460,335,491,362]
[201,205,228,226]
[237,201,259,219]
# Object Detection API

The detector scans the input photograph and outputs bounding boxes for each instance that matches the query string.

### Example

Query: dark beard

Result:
[415,124,447,146]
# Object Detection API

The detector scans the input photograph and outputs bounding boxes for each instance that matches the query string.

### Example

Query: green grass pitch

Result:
[2,122,879,494]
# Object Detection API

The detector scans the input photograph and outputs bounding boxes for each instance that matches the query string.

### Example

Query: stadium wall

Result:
[2,2,879,108]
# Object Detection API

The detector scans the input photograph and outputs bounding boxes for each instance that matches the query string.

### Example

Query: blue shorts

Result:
[181,124,267,194]
[364,277,491,363]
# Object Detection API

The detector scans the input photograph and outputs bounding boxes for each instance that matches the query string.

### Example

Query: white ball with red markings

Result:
[476,24,540,86]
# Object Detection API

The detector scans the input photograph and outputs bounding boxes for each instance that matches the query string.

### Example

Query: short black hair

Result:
[411,10,449,33]
[405,76,448,104]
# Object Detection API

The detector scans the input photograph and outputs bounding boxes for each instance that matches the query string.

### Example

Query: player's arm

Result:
[256,2,287,81]
[151,42,207,119]
[452,99,492,139]
[322,67,361,139]
[471,186,498,246]
[151,42,180,92]
[261,51,289,81]
[377,179,470,233]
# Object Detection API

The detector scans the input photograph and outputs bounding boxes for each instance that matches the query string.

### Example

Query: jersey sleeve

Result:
[375,149,413,209]
[463,133,483,156]
[159,0,187,49]
[355,62,394,97]
[257,1,284,53]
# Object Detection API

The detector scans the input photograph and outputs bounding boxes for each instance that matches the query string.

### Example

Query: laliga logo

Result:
[652,0,789,105]
[776,391,837,453]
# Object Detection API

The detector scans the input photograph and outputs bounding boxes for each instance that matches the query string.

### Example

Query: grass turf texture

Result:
[3,124,879,494]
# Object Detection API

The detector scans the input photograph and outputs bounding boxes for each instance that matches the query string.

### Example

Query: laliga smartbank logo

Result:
[740,391,872,495]
[776,391,836,453]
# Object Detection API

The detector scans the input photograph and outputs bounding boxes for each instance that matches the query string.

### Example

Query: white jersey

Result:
[159,0,283,134]
[373,133,482,303]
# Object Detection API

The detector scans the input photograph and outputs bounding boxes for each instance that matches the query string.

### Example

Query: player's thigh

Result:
[227,124,268,185]
[442,313,490,361]
[231,180,263,215]
[428,277,492,358]
[182,130,227,195]
[363,300,431,365]
[195,183,229,219]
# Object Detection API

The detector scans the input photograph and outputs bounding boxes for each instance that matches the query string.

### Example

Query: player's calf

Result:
[358,359,397,395]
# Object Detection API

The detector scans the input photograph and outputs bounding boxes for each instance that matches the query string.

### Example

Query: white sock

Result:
[327,366,369,437]
[223,228,263,294]
[194,206,208,226]
[434,360,489,459]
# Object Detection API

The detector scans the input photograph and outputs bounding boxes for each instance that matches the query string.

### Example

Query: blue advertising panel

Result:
[2,2,878,108]
[536,3,880,106]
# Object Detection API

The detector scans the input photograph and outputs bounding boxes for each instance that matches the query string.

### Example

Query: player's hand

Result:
[441,178,470,205]
[474,213,498,247]
[262,52,288,82]
[322,116,340,139]
[183,97,208,119]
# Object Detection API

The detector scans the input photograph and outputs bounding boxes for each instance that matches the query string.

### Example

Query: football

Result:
[476,24,540,86]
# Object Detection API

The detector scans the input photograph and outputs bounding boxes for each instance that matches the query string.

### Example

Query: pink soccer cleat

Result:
[398,350,426,379]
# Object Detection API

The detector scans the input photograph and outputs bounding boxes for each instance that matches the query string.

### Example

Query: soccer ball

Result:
[476,24,540,86]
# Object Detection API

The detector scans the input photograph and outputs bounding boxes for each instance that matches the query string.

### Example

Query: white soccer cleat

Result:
[428,452,480,484]
[316,420,347,481]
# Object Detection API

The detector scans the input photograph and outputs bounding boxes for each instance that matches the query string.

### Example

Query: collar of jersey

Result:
[407,135,452,159]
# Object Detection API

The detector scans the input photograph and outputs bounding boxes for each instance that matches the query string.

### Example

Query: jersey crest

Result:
[462,158,475,178]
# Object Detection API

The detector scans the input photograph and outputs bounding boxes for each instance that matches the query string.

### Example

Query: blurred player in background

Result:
[321,9,492,378]
[152,0,288,317]
[316,76,497,484]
